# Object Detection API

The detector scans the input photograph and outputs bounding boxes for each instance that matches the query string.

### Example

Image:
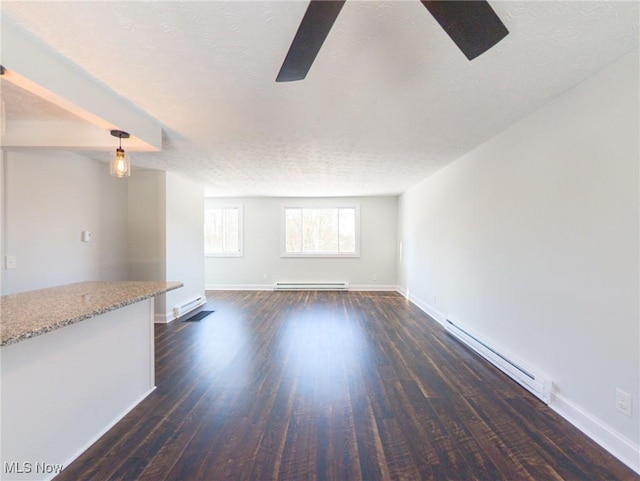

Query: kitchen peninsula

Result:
[0,281,182,481]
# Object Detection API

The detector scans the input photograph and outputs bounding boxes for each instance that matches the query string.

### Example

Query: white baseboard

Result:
[550,392,640,474]
[206,284,398,292]
[57,387,156,481]
[399,286,640,475]
[348,284,397,291]
[402,289,446,325]
[154,311,175,323]
[205,284,272,291]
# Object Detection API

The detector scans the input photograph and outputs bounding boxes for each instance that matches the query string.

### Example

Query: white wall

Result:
[164,172,205,317]
[1,150,129,295]
[205,196,397,289]
[127,171,166,281]
[398,51,639,468]
[128,169,167,314]
[128,170,205,321]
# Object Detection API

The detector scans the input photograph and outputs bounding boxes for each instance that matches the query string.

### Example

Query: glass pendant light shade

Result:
[110,147,130,177]
[110,130,131,177]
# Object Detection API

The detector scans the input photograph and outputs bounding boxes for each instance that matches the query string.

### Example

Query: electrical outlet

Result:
[372,274,377,282]
[616,388,632,417]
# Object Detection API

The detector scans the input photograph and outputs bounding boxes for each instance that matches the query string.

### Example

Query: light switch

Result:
[5,255,17,270]
[81,231,92,242]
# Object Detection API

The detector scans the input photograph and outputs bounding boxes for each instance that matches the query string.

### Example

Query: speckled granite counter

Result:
[0,280,182,347]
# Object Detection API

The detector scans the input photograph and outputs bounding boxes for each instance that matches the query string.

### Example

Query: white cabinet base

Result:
[1,299,155,481]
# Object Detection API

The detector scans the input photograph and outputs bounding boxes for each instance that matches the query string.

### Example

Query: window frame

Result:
[280,203,360,258]
[204,203,244,258]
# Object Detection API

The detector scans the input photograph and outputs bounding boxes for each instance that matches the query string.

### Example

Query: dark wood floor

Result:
[55,291,637,481]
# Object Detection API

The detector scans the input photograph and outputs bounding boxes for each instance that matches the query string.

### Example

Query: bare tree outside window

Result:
[283,206,359,257]
[205,206,242,256]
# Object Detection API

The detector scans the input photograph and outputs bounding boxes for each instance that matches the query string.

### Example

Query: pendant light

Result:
[110,129,131,177]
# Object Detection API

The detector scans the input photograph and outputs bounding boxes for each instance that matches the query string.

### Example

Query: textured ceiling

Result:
[1,1,638,196]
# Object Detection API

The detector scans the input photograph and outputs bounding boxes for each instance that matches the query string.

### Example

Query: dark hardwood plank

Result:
[54,290,638,481]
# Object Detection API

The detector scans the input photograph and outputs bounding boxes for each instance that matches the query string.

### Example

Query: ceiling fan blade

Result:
[420,0,508,60]
[276,0,346,82]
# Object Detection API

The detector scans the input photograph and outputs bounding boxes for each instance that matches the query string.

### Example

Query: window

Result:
[204,205,243,256]
[282,205,359,257]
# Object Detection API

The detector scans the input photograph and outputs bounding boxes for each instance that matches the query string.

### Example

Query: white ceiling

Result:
[1,1,638,197]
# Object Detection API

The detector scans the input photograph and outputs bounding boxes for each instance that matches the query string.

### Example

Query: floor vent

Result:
[445,319,551,403]
[181,310,214,323]
[273,282,349,291]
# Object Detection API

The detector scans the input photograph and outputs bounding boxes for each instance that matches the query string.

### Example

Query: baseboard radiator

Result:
[445,319,552,403]
[173,296,205,318]
[273,282,349,291]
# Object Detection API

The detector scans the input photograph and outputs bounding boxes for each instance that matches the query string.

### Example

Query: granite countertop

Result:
[0,280,183,347]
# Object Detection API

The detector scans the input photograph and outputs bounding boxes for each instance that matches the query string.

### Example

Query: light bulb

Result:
[110,147,130,177]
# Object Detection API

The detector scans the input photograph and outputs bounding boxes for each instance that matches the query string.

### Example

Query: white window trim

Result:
[280,204,360,258]
[205,203,244,258]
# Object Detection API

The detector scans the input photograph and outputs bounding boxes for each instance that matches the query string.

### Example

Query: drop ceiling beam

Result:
[2,121,154,151]
[0,18,162,151]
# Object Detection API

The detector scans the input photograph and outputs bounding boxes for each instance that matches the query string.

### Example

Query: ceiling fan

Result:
[276,0,509,82]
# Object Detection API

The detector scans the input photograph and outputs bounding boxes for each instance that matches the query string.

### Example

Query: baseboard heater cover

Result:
[274,282,349,291]
[173,296,205,318]
[445,319,552,403]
